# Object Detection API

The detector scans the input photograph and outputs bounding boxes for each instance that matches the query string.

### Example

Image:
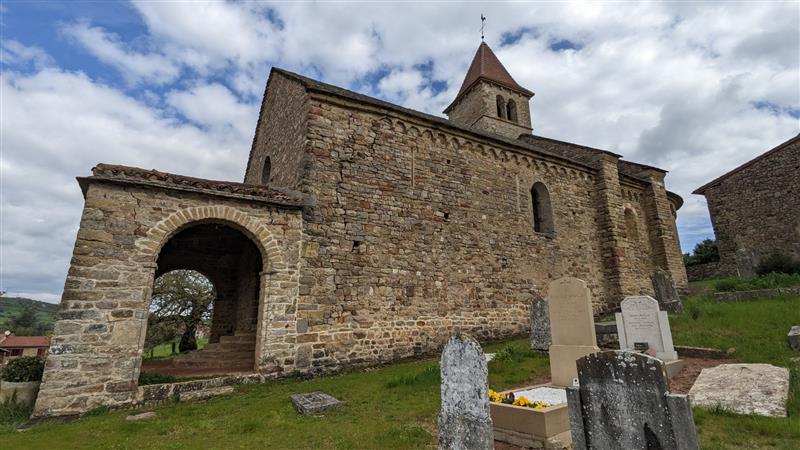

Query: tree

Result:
[11,306,39,335]
[148,270,214,353]
[685,239,720,266]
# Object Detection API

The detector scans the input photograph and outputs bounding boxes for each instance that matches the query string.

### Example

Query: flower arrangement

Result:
[488,389,549,409]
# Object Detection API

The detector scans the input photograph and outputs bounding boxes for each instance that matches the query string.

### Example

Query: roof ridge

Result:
[693,133,800,194]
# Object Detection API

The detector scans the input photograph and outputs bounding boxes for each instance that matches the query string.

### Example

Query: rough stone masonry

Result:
[35,41,688,418]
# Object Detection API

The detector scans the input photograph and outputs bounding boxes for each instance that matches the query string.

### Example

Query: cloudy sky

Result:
[1,2,798,303]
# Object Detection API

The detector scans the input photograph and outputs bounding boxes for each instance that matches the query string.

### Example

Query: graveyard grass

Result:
[1,296,798,449]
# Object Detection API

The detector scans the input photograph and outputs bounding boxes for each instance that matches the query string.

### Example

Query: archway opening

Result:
[142,222,264,376]
[531,182,554,234]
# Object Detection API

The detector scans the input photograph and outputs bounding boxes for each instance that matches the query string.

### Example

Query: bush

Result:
[713,272,800,292]
[756,253,800,276]
[0,357,44,383]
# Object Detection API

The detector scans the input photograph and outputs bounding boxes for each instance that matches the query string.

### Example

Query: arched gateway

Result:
[32,165,305,419]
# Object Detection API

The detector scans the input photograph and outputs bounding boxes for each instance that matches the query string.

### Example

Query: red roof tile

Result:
[445,42,533,112]
[0,335,50,348]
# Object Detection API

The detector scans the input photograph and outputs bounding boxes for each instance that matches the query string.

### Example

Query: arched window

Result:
[496,95,506,119]
[531,182,554,234]
[506,99,518,123]
[260,156,271,185]
[624,208,639,241]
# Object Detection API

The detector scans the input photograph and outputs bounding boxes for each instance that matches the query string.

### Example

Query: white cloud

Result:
[1,40,53,69]
[63,20,180,84]
[1,1,798,301]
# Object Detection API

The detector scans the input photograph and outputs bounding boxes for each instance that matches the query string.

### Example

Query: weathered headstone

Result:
[788,325,800,351]
[616,296,678,361]
[689,364,790,417]
[567,351,700,450]
[652,269,684,313]
[547,277,600,387]
[529,297,551,351]
[290,391,343,416]
[438,333,493,450]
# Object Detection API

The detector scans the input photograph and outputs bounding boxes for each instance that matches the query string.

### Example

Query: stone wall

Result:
[446,81,532,139]
[33,178,303,418]
[244,71,309,188]
[685,261,724,281]
[701,138,800,276]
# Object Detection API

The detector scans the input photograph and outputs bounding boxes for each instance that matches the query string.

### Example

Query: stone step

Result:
[219,334,256,344]
[202,342,255,352]
[172,359,253,369]
[176,351,253,361]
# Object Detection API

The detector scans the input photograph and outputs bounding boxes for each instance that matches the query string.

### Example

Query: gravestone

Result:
[547,277,600,387]
[438,333,494,450]
[652,269,684,313]
[689,364,790,417]
[567,351,700,450]
[615,296,678,361]
[788,326,800,351]
[290,391,343,415]
[529,297,551,351]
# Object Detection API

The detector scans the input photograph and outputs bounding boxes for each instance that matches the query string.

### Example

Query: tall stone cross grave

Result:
[615,295,678,361]
[567,351,700,450]
[547,277,600,387]
[438,333,494,450]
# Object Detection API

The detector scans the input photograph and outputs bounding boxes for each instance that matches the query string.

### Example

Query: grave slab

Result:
[547,277,599,387]
[567,351,699,450]
[689,364,790,417]
[290,391,343,416]
[438,333,493,450]
[616,295,678,361]
[530,297,551,351]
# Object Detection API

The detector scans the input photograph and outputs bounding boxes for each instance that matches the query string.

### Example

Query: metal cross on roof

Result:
[481,14,486,41]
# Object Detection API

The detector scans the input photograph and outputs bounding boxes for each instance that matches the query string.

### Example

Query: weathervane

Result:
[481,14,486,41]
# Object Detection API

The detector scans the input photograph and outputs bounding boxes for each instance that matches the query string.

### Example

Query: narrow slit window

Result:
[496,95,506,119]
[506,100,518,123]
[260,156,271,185]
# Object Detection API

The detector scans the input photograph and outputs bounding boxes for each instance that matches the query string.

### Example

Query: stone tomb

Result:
[567,351,700,450]
[529,297,551,351]
[438,333,494,450]
[689,364,790,417]
[548,277,600,387]
[291,391,343,416]
[616,296,678,359]
[652,268,684,313]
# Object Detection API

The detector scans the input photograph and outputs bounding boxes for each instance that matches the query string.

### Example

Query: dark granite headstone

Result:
[438,333,493,450]
[567,351,699,450]
[652,269,684,314]
[290,391,343,415]
[529,297,551,351]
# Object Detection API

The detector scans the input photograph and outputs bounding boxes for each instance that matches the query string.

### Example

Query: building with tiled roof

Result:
[0,332,49,363]
[36,41,687,419]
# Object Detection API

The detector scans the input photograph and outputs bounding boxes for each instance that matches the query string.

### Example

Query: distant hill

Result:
[0,297,58,335]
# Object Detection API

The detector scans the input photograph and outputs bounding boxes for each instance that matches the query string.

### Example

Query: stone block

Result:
[290,391,343,415]
[689,363,790,417]
[788,325,800,351]
[529,297,550,351]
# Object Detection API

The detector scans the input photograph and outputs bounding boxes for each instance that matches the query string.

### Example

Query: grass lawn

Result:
[1,296,798,449]
[144,339,208,360]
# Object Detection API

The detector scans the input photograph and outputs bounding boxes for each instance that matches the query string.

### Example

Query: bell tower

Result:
[444,42,534,139]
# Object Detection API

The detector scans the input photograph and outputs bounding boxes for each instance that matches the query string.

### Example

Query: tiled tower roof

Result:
[455,42,533,99]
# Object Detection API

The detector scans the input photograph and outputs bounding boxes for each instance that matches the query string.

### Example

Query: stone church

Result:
[34,42,687,418]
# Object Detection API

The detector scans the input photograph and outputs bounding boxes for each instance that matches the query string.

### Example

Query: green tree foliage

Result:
[684,239,720,266]
[147,270,214,353]
[755,252,800,276]
[1,357,44,382]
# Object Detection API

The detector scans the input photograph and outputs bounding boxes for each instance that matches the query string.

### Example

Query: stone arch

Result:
[506,99,518,122]
[138,205,287,272]
[496,95,506,119]
[531,182,555,234]
[624,207,640,242]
